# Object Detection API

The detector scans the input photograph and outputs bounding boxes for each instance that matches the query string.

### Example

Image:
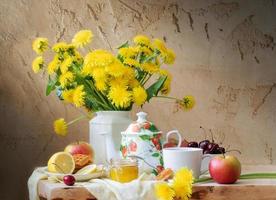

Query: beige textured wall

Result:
[1,0,276,199]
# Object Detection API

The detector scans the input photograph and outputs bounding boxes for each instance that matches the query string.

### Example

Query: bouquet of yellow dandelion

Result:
[32,29,194,136]
[155,168,194,200]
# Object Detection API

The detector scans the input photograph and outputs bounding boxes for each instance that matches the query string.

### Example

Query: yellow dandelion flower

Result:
[95,78,108,92]
[47,56,60,75]
[172,168,194,200]
[72,30,93,48]
[141,63,159,74]
[132,86,147,106]
[133,35,150,46]
[73,85,85,107]
[32,56,44,73]
[74,50,83,61]
[59,71,74,88]
[84,49,115,68]
[153,38,167,55]
[123,58,140,67]
[60,57,73,74]
[53,118,68,136]
[110,77,128,88]
[108,85,131,108]
[52,42,68,53]
[62,89,74,103]
[32,37,48,54]
[92,67,108,92]
[128,79,140,88]
[106,61,126,77]
[118,47,138,58]
[159,69,172,95]
[123,67,136,80]
[137,46,153,56]
[92,67,106,80]
[164,48,176,64]
[82,64,93,76]
[179,95,195,110]
[154,182,175,200]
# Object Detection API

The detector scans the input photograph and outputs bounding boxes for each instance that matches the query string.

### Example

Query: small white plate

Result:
[40,166,106,182]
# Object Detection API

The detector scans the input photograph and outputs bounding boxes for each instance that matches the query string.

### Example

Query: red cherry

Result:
[129,141,137,152]
[63,175,75,186]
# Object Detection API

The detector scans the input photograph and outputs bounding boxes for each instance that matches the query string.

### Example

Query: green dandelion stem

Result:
[194,173,276,184]
[67,115,87,126]
[155,95,179,101]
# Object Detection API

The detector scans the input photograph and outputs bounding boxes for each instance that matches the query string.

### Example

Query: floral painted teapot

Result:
[120,112,182,174]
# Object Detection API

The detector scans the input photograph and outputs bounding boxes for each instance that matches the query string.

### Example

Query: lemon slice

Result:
[47,152,75,174]
[75,164,97,175]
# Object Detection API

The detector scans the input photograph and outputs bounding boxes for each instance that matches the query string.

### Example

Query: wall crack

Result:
[253,83,276,115]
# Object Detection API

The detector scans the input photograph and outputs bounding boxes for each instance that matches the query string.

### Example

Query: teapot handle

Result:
[164,130,182,147]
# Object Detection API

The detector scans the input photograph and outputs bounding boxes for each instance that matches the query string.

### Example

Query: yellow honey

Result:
[109,159,138,183]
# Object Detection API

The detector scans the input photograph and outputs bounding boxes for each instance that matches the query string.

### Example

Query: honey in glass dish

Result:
[109,158,138,183]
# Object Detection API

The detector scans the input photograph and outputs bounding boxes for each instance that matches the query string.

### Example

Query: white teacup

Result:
[163,147,208,178]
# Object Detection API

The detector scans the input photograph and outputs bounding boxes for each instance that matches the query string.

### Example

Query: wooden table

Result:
[38,165,276,200]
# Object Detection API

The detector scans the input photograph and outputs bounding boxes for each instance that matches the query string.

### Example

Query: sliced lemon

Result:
[75,164,97,175]
[47,152,75,174]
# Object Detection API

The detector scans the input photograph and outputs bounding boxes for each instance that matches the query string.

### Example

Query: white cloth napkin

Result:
[27,167,48,200]
[27,167,158,200]
[83,173,157,200]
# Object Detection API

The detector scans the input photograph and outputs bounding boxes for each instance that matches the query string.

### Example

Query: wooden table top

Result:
[38,165,276,200]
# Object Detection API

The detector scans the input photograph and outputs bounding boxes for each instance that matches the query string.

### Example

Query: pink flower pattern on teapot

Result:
[120,112,182,174]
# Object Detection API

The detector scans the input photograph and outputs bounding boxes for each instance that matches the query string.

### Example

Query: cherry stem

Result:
[199,126,207,140]
[209,129,214,143]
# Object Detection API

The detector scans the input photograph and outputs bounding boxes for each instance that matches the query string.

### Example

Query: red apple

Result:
[64,141,94,163]
[209,155,241,184]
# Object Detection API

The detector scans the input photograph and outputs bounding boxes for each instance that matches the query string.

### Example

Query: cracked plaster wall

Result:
[0,0,276,199]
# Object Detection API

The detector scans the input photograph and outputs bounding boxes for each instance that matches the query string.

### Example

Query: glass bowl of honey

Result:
[109,158,138,183]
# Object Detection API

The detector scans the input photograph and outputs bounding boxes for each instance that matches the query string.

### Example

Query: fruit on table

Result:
[75,164,97,175]
[63,175,76,186]
[199,140,210,150]
[192,139,226,155]
[64,141,94,163]
[180,139,189,147]
[73,154,93,172]
[47,152,75,174]
[209,155,241,184]
[163,142,177,148]
[188,141,198,148]
[156,168,174,181]
[163,138,189,148]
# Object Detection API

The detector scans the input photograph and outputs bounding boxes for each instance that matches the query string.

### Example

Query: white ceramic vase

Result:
[89,111,132,164]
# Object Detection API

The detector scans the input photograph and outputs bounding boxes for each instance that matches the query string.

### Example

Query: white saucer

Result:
[40,166,106,182]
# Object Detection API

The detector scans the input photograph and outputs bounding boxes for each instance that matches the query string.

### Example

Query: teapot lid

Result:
[123,112,160,134]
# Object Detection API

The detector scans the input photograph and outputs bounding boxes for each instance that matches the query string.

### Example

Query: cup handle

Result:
[200,154,211,175]
[164,130,182,147]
